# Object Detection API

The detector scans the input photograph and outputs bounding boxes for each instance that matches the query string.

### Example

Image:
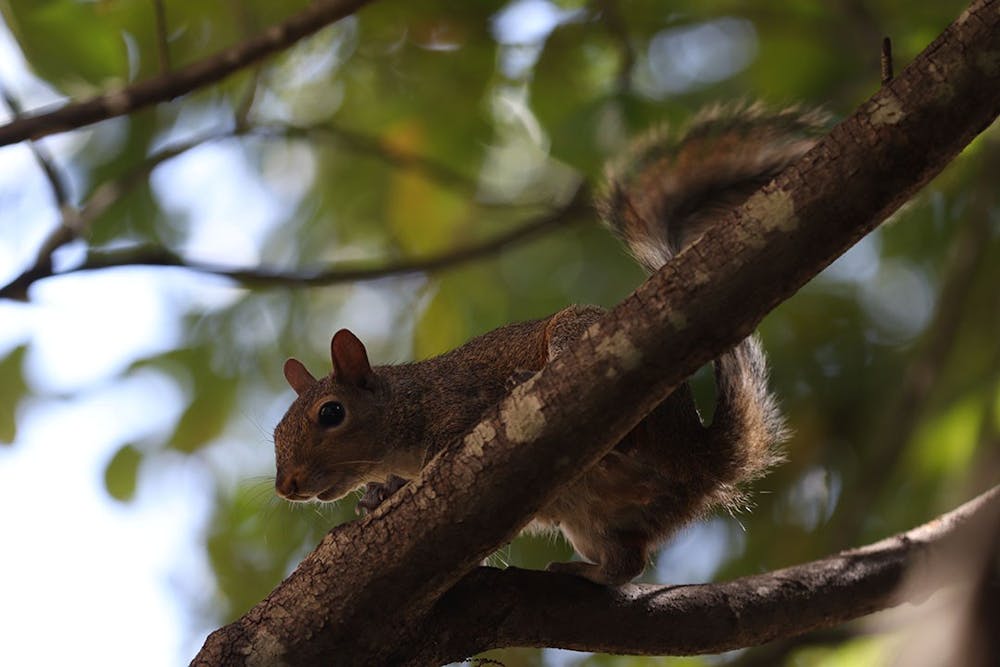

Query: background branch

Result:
[152,0,172,74]
[0,118,550,300]
[412,486,1000,662]
[0,0,374,147]
[0,127,221,300]
[0,184,587,299]
[0,85,73,210]
[249,123,480,195]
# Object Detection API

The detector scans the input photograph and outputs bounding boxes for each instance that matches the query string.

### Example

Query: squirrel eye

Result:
[317,401,346,428]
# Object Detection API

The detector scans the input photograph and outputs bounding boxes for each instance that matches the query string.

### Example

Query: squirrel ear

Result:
[283,358,317,395]
[331,329,375,389]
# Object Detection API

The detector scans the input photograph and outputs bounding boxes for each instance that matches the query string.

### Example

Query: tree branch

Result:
[0,117,556,300]
[0,127,222,301]
[0,0,374,147]
[0,185,587,300]
[254,123,483,194]
[193,0,1000,664]
[411,486,1000,662]
[593,0,636,93]
[0,85,73,209]
[152,0,172,74]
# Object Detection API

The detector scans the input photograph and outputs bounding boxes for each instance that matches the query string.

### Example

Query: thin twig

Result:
[0,118,570,300]
[881,36,894,84]
[0,82,84,300]
[0,129,225,301]
[593,0,635,93]
[0,0,374,147]
[0,185,588,298]
[0,84,73,211]
[250,123,479,195]
[233,67,263,131]
[152,0,172,73]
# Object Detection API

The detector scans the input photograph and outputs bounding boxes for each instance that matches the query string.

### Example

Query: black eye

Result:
[318,401,346,427]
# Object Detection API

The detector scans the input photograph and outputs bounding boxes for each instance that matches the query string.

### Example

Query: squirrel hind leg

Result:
[548,527,648,585]
[544,305,606,361]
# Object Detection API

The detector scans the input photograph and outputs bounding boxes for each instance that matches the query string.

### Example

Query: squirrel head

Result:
[273,329,391,503]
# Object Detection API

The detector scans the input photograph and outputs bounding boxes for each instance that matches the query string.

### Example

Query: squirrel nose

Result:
[275,469,302,498]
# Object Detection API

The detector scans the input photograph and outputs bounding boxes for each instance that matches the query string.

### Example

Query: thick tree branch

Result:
[410,486,1000,662]
[0,0,373,147]
[195,0,999,664]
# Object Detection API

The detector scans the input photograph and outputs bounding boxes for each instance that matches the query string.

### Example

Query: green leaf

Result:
[529,20,618,172]
[104,443,143,502]
[2,0,127,90]
[134,345,238,454]
[0,346,27,445]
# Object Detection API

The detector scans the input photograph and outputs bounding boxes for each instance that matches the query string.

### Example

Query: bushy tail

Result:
[597,102,809,502]
[598,101,829,271]
[709,336,788,507]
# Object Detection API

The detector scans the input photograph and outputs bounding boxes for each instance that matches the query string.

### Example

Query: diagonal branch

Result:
[414,486,1000,662]
[194,0,1000,664]
[0,0,374,147]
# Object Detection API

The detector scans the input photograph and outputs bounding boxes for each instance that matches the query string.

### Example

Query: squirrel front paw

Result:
[356,474,409,516]
[505,368,537,390]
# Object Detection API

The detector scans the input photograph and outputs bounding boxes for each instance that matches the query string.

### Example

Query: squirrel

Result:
[273,103,821,585]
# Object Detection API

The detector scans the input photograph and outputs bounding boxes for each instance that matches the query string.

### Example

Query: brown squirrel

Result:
[273,103,822,585]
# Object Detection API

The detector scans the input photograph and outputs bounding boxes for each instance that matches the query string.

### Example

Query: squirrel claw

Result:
[505,368,537,390]
[356,474,409,516]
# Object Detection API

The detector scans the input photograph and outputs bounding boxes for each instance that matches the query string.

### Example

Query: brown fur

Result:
[274,104,806,584]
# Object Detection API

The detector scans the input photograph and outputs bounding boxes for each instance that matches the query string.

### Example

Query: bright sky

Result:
[0,19,266,663]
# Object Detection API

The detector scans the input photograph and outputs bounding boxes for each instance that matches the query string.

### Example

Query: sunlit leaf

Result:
[0,346,27,445]
[103,442,143,502]
[2,0,127,90]
[909,396,983,478]
[529,20,618,172]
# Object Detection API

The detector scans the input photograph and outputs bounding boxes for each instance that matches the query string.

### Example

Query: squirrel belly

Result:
[273,103,817,584]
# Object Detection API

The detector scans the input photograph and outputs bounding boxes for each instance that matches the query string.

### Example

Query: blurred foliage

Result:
[0,345,26,443]
[104,441,143,501]
[0,0,997,665]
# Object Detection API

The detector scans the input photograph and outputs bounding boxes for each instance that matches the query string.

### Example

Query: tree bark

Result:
[194,0,1000,664]
[406,486,1000,664]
